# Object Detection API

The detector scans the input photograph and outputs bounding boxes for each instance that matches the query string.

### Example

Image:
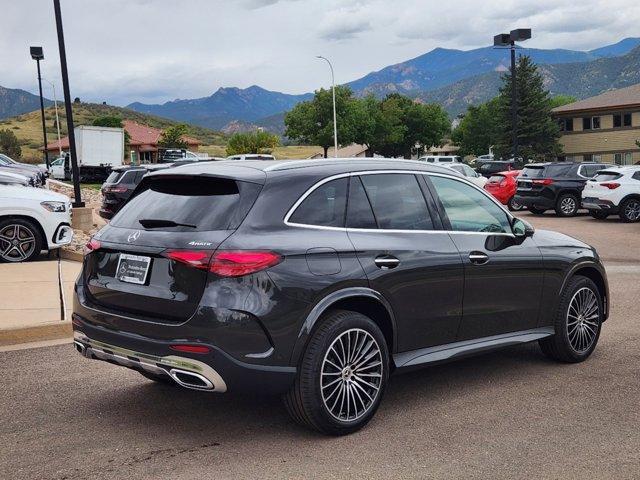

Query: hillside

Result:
[0,85,53,120]
[419,45,640,115]
[0,102,225,161]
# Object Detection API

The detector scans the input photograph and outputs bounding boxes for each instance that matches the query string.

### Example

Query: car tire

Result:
[589,210,609,220]
[283,309,389,435]
[138,371,176,386]
[555,193,579,217]
[507,196,524,211]
[539,275,603,363]
[618,198,640,223]
[528,207,547,215]
[0,218,43,263]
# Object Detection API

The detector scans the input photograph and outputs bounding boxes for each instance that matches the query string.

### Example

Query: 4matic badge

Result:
[188,241,213,247]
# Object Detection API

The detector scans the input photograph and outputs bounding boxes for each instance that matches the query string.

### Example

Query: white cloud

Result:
[1,0,639,105]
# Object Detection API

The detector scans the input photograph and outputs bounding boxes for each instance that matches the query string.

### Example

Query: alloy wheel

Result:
[560,197,577,215]
[0,224,36,262]
[624,200,640,221]
[567,287,600,353]
[320,328,383,422]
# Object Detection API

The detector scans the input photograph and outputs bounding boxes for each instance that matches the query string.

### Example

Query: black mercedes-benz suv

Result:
[514,162,611,216]
[73,159,609,435]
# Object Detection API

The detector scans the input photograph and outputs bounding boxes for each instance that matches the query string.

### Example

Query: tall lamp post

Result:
[53,0,83,207]
[30,46,49,169]
[493,28,531,160]
[42,78,62,156]
[316,55,338,158]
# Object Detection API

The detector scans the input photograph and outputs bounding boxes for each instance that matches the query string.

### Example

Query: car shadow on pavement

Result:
[81,342,559,440]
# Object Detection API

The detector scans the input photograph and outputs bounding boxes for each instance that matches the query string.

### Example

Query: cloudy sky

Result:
[2,0,639,106]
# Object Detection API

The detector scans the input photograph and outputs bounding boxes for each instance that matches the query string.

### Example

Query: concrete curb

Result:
[0,321,72,347]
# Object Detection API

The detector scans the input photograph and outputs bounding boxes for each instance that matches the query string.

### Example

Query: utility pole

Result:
[53,0,83,207]
[30,47,49,169]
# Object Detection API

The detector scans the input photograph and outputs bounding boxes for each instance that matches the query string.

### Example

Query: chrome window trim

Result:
[283,169,515,237]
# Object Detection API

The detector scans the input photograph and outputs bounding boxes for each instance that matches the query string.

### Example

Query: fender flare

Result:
[559,260,609,320]
[290,287,397,365]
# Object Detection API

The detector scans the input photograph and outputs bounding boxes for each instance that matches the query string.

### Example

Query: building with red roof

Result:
[44,120,201,163]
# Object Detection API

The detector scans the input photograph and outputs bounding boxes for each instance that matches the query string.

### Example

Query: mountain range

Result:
[2,37,640,135]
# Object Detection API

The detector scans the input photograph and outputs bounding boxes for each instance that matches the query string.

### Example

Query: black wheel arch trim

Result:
[559,260,609,321]
[290,287,398,366]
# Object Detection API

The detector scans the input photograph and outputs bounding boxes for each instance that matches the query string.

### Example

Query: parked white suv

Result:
[582,166,640,222]
[442,163,487,188]
[0,186,73,262]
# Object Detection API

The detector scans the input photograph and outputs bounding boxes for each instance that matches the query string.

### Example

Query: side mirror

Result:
[512,218,534,238]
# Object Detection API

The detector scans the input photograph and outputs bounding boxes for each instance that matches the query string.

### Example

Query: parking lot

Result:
[1,212,639,480]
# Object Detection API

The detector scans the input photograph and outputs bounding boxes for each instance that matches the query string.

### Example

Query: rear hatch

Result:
[583,171,623,200]
[484,174,506,192]
[84,174,262,323]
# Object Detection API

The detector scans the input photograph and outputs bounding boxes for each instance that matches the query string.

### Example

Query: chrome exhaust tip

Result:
[168,369,214,391]
[73,341,86,355]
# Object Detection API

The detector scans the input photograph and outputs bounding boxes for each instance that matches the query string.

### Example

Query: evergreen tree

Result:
[452,98,501,157]
[495,55,561,161]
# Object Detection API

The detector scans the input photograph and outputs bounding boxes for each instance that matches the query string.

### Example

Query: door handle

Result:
[374,255,400,269]
[469,251,489,265]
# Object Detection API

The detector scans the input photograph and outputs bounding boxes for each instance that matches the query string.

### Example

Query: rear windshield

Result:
[522,164,573,178]
[105,171,126,184]
[487,175,505,183]
[110,176,261,232]
[592,172,622,182]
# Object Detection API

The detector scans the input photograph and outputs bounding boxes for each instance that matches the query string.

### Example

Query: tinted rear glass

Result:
[593,172,622,182]
[520,166,546,178]
[487,175,505,183]
[289,178,347,227]
[105,171,124,183]
[360,174,433,230]
[110,176,261,232]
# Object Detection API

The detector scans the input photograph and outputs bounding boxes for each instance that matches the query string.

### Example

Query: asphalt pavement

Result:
[1,214,639,479]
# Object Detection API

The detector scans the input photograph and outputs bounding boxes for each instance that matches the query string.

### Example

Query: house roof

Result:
[552,83,640,114]
[44,120,200,151]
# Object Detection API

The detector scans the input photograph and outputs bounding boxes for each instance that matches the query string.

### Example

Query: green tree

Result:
[158,124,189,149]
[549,95,577,109]
[0,129,22,159]
[495,55,561,161]
[284,85,357,158]
[452,98,502,157]
[225,130,280,156]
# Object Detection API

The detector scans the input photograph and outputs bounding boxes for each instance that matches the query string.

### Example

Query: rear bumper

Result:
[582,197,618,211]
[514,193,555,210]
[71,313,296,395]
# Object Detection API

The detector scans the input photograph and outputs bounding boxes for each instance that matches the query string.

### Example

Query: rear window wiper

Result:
[139,218,197,229]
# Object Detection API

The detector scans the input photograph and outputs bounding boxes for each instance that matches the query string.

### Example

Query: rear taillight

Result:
[210,251,282,277]
[165,250,214,270]
[164,250,282,277]
[601,182,621,189]
[532,178,554,185]
[103,186,128,193]
[84,238,101,254]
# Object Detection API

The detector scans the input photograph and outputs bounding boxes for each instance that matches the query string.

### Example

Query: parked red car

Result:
[484,170,523,211]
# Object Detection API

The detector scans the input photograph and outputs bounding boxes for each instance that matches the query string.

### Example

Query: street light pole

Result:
[493,29,531,161]
[53,0,83,207]
[30,47,49,169]
[42,78,62,156]
[316,56,338,158]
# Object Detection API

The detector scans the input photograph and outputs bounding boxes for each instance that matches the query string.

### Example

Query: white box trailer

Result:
[52,125,124,182]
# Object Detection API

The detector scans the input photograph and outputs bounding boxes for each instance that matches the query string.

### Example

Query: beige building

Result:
[552,84,640,165]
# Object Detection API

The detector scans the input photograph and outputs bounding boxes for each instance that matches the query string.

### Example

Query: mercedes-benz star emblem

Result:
[127,231,141,243]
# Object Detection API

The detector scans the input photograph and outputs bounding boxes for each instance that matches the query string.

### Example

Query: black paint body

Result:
[73,160,609,393]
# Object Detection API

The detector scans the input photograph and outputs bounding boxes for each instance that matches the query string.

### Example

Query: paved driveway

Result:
[0,215,638,479]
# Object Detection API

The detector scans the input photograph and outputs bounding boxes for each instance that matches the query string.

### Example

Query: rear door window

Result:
[288,177,348,228]
[111,176,261,232]
[360,174,433,230]
[346,176,377,229]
